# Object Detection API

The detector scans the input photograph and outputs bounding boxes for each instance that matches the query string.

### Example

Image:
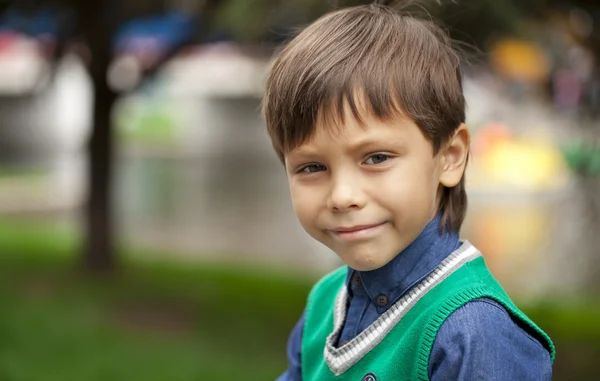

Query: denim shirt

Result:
[276,215,552,380]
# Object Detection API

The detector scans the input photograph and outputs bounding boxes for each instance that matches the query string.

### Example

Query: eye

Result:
[364,153,391,165]
[298,164,326,173]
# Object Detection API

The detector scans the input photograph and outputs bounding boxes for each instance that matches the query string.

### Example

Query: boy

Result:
[262,4,554,381]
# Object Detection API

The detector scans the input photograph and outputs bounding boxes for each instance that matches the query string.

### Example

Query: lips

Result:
[333,224,382,233]
[329,222,387,240]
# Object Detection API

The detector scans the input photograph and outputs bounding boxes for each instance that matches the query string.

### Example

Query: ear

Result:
[439,124,470,188]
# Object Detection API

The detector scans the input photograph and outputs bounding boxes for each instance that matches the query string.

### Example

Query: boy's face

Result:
[285,109,451,271]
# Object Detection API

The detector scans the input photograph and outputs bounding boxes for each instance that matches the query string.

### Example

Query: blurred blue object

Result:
[0,6,197,55]
[0,6,59,37]
[112,11,197,54]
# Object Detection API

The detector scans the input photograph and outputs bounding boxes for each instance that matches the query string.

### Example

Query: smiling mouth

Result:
[330,222,387,240]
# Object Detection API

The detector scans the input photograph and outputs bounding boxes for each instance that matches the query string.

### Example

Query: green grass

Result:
[0,217,313,380]
[0,217,599,380]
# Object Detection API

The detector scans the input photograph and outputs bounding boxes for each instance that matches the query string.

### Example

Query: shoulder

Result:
[438,298,547,345]
[428,298,552,380]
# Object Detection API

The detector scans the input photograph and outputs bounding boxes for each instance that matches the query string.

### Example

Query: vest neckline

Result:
[324,241,482,376]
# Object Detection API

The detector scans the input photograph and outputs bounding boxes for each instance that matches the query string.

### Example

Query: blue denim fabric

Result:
[276,216,552,380]
[428,298,552,380]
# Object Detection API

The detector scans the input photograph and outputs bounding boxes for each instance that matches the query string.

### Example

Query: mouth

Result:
[329,222,387,240]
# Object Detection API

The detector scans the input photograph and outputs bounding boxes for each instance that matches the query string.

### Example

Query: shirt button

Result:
[352,274,361,286]
[362,373,378,381]
[376,295,388,307]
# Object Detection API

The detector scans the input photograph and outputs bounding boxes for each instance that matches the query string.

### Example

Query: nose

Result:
[327,172,366,212]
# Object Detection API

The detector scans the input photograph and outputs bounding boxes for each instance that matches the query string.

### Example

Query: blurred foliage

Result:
[562,141,600,176]
[115,102,180,145]
[0,218,598,380]
[213,0,560,48]
[2,0,599,53]
[213,0,330,42]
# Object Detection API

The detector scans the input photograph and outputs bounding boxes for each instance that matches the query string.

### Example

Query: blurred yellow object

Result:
[490,39,549,83]
[465,201,552,293]
[479,138,568,192]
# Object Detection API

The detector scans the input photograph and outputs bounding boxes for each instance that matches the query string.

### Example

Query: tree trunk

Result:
[79,0,119,274]
[84,62,117,274]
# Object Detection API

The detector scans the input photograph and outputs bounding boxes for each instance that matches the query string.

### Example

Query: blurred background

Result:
[0,0,598,379]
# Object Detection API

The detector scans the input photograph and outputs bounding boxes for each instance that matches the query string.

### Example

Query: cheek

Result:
[289,183,320,227]
[377,163,439,208]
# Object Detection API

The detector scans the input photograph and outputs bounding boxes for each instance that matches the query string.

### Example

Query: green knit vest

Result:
[301,242,555,381]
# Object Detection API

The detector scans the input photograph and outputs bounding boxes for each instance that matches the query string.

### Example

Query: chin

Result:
[351,262,382,272]
[342,251,388,272]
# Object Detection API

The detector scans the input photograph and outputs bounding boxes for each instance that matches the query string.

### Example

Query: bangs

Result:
[314,79,408,144]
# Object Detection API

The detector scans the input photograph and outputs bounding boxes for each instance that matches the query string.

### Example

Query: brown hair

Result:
[262,4,468,232]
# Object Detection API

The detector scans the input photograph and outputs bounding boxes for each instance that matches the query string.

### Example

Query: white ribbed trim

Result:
[324,241,481,375]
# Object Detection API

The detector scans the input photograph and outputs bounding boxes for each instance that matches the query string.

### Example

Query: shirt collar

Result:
[345,214,460,312]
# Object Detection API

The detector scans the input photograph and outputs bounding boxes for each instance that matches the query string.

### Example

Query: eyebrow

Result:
[346,137,388,151]
[288,146,320,158]
[344,135,406,153]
